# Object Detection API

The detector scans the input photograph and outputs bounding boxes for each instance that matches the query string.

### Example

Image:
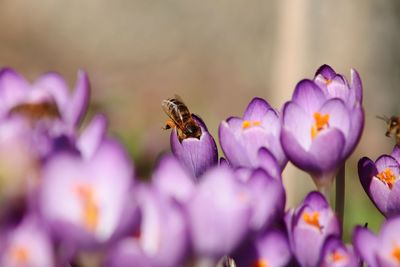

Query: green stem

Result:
[335,164,345,230]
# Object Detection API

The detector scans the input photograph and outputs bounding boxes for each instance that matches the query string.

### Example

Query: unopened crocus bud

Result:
[170,114,218,178]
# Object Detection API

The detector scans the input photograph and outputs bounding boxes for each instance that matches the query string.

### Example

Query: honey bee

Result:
[162,96,202,142]
[377,115,400,145]
[9,102,60,121]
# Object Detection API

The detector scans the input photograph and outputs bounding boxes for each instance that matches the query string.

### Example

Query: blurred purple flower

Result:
[0,216,54,267]
[233,229,292,267]
[318,235,359,267]
[0,68,90,128]
[285,191,340,267]
[186,166,252,261]
[171,114,218,178]
[353,216,400,267]
[219,97,287,171]
[38,138,136,250]
[358,145,400,217]
[106,185,188,267]
[281,66,364,190]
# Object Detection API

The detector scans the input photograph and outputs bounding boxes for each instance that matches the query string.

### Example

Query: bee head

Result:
[184,123,202,139]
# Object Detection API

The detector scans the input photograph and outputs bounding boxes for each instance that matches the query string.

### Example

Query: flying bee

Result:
[9,102,60,121]
[162,96,202,142]
[377,115,400,145]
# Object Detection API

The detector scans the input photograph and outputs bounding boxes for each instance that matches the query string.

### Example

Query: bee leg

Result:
[162,119,175,130]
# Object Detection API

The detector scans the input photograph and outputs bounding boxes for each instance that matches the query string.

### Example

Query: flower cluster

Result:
[0,64,397,267]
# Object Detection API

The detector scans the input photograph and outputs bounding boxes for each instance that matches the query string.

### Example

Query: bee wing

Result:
[161,99,185,131]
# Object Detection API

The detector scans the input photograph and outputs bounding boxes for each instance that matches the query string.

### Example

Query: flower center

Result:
[392,246,400,263]
[75,185,99,232]
[242,120,261,129]
[376,168,396,190]
[325,78,332,85]
[251,259,268,267]
[10,246,29,264]
[329,250,347,263]
[303,211,321,229]
[311,112,330,139]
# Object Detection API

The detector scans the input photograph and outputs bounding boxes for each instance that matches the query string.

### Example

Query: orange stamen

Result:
[75,185,99,232]
[242,120,261,129]
[303,211,321,229]
[330,250,347,262]
[392,246,400,262]
[252,259,268,267]
[311,112,330,139]
[376,168,396,190]
[325,79,332,85]
[11,246,29,264]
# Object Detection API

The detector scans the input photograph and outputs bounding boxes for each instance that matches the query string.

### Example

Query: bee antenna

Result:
[376,115,389,123]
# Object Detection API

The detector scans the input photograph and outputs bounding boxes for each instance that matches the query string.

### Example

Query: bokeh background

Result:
[1,0,399,241]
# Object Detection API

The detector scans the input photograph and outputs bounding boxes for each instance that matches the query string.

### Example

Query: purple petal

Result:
[319,98,350,140]
[391,145,400,163]
[351,68,363,104]
[65,70,90,126]
[171,116,218,178]
[219,120,251,167]
[77,114,108,159]
[303,191,329,210]
[186,167,251,258]
[292,79,326,115]
[357,157,378,195]
[315,65,337,80]
[343,106,364,158]
[387,183,400,217]
[319,236,359,267]
[257,148,281,179]
[0,68,29,114]
[243,97,271,121]
[380,217,400,247]
[33,72,70,112]
[309,128,346,175]
[375,155,400,174]
[352,226,378,267]
[152,155,195,203]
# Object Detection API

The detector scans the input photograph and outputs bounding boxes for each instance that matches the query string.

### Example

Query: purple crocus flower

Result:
[233,229,292,267]
[318,235,359,267]
[171,114,218,178]
[38,137,136,250]
[219,97,287,170]
[106,184,188,267]
[186,166,252,262]
[358,145,400,217]
[0,215,54,267]
[0,67,89,128]
[353,216,400,267]
[281,66,364,189]
[285,191,340,267]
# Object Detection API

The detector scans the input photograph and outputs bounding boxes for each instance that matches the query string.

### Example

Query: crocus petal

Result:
[152,155,195,203]
[243,97,271,121]
[257,148,281,179]
[351,68,363,104]
[391,145,400,163]
[171,115,218,178]
[65,70,90,126]
[186,167,251,258]
[219,120,250,167]
[352,226,379,267]
[77,114,108,159]
[319,98,350,139]
[292,79,326,115]
[0,68,30,114]
[343,106,364,158]
[33,72,70,112]
[387,183,400,217]
[315,64,336,80]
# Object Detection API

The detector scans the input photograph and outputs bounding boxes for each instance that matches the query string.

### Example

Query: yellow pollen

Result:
[75,185,99,232]
[311,112,330,139]
[11,246,29,264]
[252,259,268,267]
[376,168,396,190]
[330,250,347,262]
[392,246,400,262]
[303,211,321,229]
[325,79,332,85]
[242,120,261,129]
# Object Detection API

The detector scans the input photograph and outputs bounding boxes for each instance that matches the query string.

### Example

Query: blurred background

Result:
[1,0,399,240]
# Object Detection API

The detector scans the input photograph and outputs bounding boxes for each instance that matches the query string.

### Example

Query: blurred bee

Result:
[377,115,400,145]
[162,96,202,142]
[9,102,60,121]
